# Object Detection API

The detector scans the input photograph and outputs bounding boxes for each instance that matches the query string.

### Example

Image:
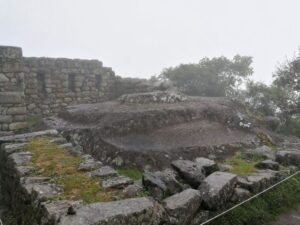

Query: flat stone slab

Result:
[171,160,205,188]
[78,156,103,172]
[58,197,162,225]
[195,157,219,176]
[276,150,300,166]
[163,188,202,225]
[90,166,117,178]
[3,142,27,154]
[9,151,32,165]
[0,129,59,142]
[23,183,59,201]
[199,171,237,210]
[102,176,133,189]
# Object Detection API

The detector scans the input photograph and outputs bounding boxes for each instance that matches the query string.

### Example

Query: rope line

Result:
[200,170,300,225]
[0,218,3,225]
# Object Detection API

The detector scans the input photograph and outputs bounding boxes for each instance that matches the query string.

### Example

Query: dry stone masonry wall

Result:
[23,57,116,116]
[0,45,120,132]
[0,46,27,132]
[1,129,300,225]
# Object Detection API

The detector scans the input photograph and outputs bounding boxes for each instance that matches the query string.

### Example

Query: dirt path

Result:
[271,205,300,225]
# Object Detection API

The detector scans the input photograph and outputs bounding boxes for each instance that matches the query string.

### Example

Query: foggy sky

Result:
[1,0,300,84]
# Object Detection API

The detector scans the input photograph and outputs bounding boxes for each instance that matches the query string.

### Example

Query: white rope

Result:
[0,218,3,225]
[200,170,300,225]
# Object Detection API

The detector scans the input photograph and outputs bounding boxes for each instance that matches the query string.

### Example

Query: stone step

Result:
[89,166,117,179]
[102,176,133,189]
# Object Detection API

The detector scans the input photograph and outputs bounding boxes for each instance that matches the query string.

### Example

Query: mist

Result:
[1,0,300,83]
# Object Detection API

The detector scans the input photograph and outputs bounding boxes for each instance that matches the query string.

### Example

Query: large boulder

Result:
[199,172,237,210]
[162,189,202,225]
[276,150,300,167]
[171,160,205,188]
[143,171,168,200]
[195,157,219,176]
[58,197,165,225]
[155,168,186,195]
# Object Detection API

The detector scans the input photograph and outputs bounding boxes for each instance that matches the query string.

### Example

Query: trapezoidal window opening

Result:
[68,73,76,91]
[95,75,102,89]
[37,72,46,94]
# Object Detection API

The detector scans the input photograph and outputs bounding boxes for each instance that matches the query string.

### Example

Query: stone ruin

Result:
[1,45,300,225]
[0,129,299,225]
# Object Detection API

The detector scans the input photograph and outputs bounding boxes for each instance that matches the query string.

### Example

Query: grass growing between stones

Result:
[225,152,261,176]
[116,168,143,180]
[207,174,300,225]
[26,137,116,203]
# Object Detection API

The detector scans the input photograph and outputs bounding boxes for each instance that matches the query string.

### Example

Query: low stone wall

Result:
[0,46,27,132]
[1,130,300,225]
[23,57,116,116]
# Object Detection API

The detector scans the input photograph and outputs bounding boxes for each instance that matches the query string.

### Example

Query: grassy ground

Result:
[207,173,300,225]
[116,168,143,180]
[224,152,262,176]
[26,137,117,203]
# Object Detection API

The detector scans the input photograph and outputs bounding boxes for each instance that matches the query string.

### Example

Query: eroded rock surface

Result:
[199,172,237,210]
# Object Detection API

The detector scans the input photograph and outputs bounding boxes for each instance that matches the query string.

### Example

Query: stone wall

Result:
[23,57,116,116]
[0,46,27,132]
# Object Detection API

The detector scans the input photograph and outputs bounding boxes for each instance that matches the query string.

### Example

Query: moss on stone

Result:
[116,168,143,180]
[26,137,117,203]
[225,152,261,176]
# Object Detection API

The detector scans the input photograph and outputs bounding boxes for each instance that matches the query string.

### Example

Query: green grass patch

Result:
[225,152,261,176]
[116,168,143,180]
[208,174,300,225]
[26,137,117,203]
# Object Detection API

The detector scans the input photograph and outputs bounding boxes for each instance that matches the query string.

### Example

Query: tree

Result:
[159,55,253,97]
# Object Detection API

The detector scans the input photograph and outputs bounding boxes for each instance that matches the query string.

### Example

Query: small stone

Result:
[122,184,143,198]
[9,151,32,165]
